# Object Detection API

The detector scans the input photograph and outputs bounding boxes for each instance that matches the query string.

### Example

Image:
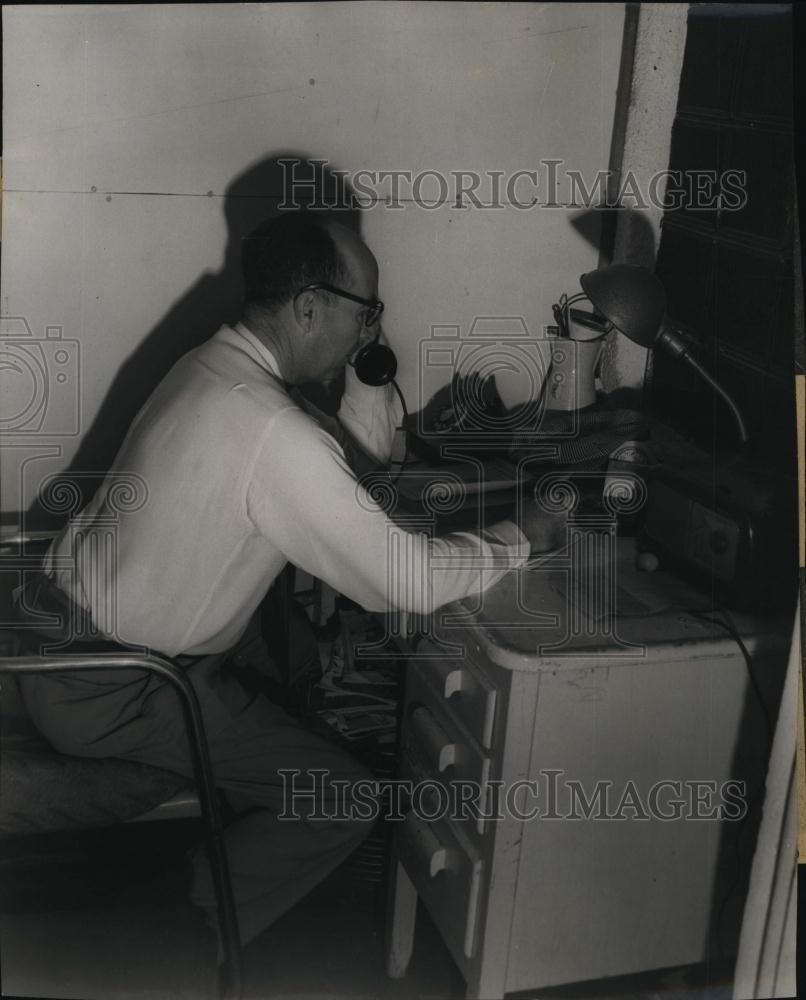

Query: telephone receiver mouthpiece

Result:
[352,342,398,386]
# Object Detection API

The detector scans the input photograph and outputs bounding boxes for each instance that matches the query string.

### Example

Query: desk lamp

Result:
[580,264,748,446]
[577,265,799,612]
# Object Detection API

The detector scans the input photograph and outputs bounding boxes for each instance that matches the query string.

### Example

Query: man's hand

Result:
[516,501,569,555]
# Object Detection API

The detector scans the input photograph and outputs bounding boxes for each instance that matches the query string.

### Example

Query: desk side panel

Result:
[505,646,769,992]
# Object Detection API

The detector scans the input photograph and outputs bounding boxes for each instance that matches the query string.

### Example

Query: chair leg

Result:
[204,825,243,1000]
[166,667,244,999]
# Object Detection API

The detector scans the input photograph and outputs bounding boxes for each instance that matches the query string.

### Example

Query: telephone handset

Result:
[350,332,398,387]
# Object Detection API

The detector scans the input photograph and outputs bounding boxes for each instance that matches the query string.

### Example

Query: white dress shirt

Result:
[44,322,528,656]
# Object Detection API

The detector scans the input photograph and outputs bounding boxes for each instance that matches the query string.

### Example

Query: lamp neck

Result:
[655,321,691,361]
[655,319,749,448]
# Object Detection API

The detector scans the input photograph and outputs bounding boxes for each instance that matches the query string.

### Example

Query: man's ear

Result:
[293,289,317,331]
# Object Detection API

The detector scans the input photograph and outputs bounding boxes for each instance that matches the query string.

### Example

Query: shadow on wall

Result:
[569,205,656,267]
[27,153,361,528]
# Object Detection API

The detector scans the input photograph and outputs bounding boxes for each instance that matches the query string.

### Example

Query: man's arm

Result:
[246,406,528,616]
[290,385,384,480]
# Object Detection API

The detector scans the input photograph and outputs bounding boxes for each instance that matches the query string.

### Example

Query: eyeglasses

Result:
[296,283,385,328]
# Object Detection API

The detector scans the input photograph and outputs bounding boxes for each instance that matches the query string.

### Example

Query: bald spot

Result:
[322,220,379,300]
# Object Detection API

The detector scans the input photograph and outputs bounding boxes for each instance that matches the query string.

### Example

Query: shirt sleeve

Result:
[246,406,528,615]
[337,356,403,466]
[291,387,383,480]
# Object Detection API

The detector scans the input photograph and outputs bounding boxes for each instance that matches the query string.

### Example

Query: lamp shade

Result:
[580,264,667,349]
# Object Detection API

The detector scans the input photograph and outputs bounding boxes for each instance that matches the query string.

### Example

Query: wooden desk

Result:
[386,536,790,998]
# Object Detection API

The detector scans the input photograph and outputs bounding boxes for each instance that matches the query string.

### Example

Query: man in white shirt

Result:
[17,213,553,956]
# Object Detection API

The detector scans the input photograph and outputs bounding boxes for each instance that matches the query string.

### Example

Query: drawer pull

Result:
[443,668,466,699]
[410,654,498,749]
[404,814,450,877]
[410,706,457,773]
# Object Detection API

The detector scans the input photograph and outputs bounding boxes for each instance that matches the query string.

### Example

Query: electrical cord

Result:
[688,608,773,755]
[551,291,588,337]
[687,607,773,964]
[390,378,409,486]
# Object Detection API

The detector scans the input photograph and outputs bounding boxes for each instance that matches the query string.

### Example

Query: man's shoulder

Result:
[169,326,290,414]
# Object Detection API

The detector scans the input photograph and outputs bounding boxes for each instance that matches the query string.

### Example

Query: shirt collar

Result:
[230,321,286,382]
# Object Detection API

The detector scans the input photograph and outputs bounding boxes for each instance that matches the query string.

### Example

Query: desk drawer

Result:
[400,713,491,842]
[404,704,490,786]
[410,647,497,749]
[397,811,484,967]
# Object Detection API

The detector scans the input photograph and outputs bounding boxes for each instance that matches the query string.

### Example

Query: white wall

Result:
[1,2,624,515]
[600,2,688,397]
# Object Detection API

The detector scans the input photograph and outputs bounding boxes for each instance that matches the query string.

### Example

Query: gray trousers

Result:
[16,581,375,949]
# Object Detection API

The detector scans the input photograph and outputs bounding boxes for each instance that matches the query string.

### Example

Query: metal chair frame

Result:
[0,651,243,1000]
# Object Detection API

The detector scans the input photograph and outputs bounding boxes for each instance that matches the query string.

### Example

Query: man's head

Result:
[241,214,380,384]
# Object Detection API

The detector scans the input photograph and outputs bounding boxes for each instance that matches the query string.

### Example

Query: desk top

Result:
[432,536,791,673]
